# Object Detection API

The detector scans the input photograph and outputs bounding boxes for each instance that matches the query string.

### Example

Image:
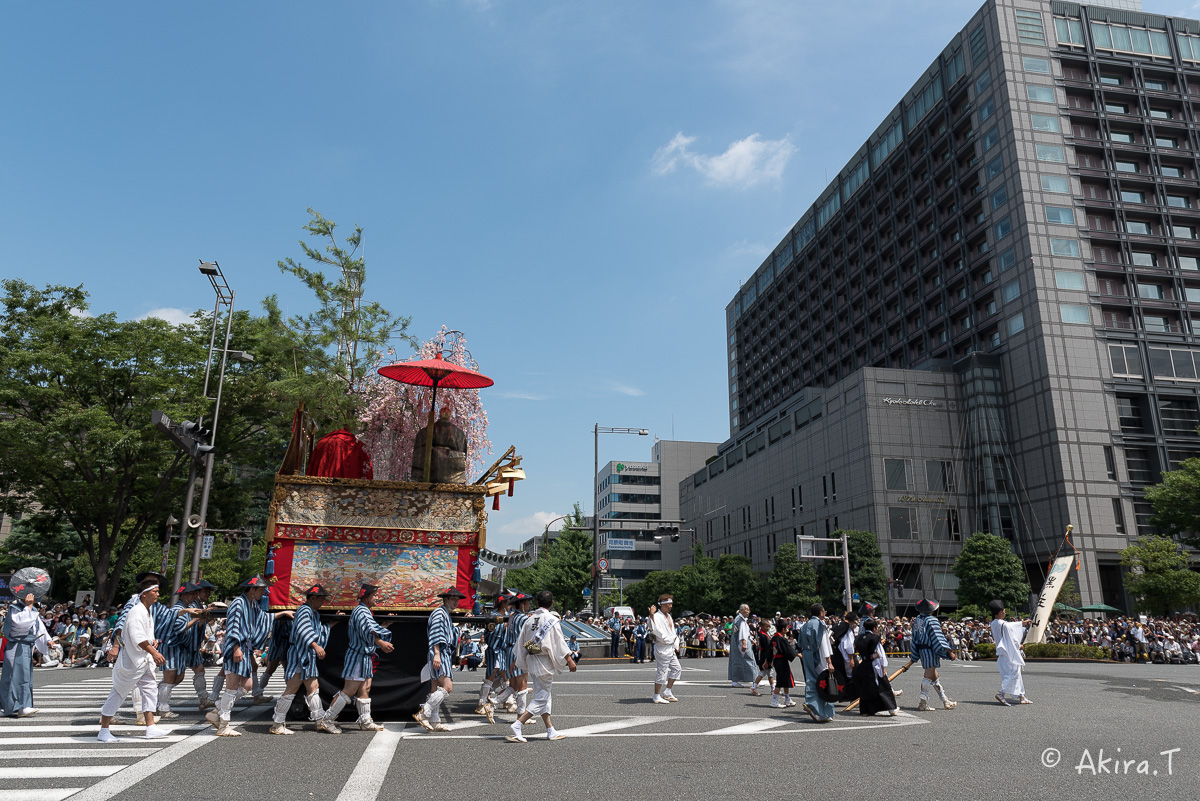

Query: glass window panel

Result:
[1060,304,1091,324]
[987,156,1003,179]
[884,458,913,491]
[1167,196,1189,208]
[1149,348,1174,376]
[1181,256,1199,270]
[1055,271,1086,290]
[1027,85,1056,102]
[1121,190,1145,203]
[982,126,1000,151]
[1127,221,1151,235]
[998,248,1016,271]
[1031,113,1060,131]
[1172,351,1197,379]
[1111,26,1132,51]
[1051,238,1081,257]
[1002,279,1020,302]
[979,98,996,122]
[1036,145,1065,162]
[1045,206,1075,224]
[1110,131,1135,143]
[991,185,1008,209]
[1041,175,1069,193]
[1007,312,1025,334]
[994,216,1012,238]
[1023,56,1051,74]
[1115,160,1140,173]
[1092,22,1112,49]
[1131,28,1152,54]
[1151,31,1170,56]
[888,507,916,539]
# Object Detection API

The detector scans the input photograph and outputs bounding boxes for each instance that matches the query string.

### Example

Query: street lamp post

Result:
[593,425,648,614]
[188,261,253,583]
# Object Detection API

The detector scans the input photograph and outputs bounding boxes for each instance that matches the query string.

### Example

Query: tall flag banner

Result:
[1026,555,1075,644]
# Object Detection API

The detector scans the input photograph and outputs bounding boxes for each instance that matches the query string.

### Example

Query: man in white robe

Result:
[98,579,168,741]
[648,595,681,703]
[506,590,576,742]
[988,600,1032,706]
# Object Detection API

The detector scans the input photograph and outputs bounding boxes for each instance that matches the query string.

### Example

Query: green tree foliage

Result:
[953,531,1031,611]
[819,530,888,612]
[765,543,819,616]
[623,570,676,618]
[504,504,592,613]
[1145,458,1200,549]
[1120,535,1200,616]
[277,208,412,409]
[0,515,82,595]
[0,280,350,608]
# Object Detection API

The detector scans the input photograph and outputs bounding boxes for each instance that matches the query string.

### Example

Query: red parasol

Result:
[377,353,494,482]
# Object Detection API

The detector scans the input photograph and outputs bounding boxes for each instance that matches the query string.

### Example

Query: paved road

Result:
[3,658,1197,800]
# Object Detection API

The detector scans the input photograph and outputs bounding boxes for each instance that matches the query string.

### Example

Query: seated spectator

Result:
[567,635,582,665]
[460,637,482,671]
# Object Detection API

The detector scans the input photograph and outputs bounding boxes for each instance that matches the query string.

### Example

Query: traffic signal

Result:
[152,411,215,461]
[655,525,680,542]
[237,536,252,561]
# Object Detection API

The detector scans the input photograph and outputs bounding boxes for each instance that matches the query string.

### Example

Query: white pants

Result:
[997,658,1025,698]
[102,663,157,717]
[654,648,681,685]
[527,673,553,716]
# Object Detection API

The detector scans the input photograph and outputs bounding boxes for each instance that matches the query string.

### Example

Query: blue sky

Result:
[5,0,1197,552]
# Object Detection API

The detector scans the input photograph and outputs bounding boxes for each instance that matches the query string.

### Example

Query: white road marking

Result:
[334,726,403,801]
[1,790,82,801]
[0,724,203,733]
[556,716,665,737]
[703,719,791,735]
[0,736,188,746]
[0,765,124,779]
[400,720,486,736]
[0,748,160,760]
[1174,686,1199,694]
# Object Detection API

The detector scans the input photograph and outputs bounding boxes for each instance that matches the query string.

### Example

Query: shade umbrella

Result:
[1079,603,1122,615]
[377,353,494,482]
[1054,602,1081,615]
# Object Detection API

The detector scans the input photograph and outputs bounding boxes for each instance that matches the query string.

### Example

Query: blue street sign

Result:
[852,593,861,602]
[582,587,592,597]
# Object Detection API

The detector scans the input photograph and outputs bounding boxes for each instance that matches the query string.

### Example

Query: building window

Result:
[1055,271,1086,290]
[1115,160,1140,173]
[1105,102,1129,114]
[925,460,955,492]
[1045,206,1075,224]
[1027,85,1056,103]
[884,458,915,491]
[1023,56,1051,74]
[830,471,836,501]
[1110,131,1135,144]
[986,156,1003,180]
[823,475,828,504]
[1179,256,1199,271]
[1167,195,1190,209]
[1146,78,1169,91]
[1060,304,1091,324]
[1031,113,1059,132]
[998,248,1016,272]
[1001,279,1020,303]
[1036,145,1065,163]
[1132,251,1157,267]
[1149,108,1173,120]
[933,570,961,591]
[1104,445,1117,480]
[990,185,1008,209]
[1112,498,1127,535]
[1016,10,1046,44]
[1120,190,1146,204]
[979,98,996,123]
[994,217,1012,238]
[1172,225,1196,240]
[889,507,918,539]
[1163,165,1186,179]
[1137,283,1166,300]
[1126,221,1152,235]
[1050,238,1081,257]
[1041,175,1069,193]
[1100,74,1123,86]
[1007,312,1026,335]
[975,68,991,94]
[1155,136,1178,149]
[1055,17,1084,45]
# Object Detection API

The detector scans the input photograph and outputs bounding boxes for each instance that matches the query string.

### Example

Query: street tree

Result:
[505,504,590,612]
[819,530,888,612]
[765,543,820,616]
[278,207,412,406]
[953,531,1031,611]
[623,571,676,618]
[1145,457,1200,548]
[1120,534,1200,616]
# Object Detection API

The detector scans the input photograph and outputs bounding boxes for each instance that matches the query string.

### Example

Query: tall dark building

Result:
[685,0,1200,611]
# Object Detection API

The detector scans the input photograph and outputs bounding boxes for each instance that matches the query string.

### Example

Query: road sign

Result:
[607,538,635,551]
[200,534,214,560]
[582,587,592,597]
[852,593,861,603]
[598,558,609,572]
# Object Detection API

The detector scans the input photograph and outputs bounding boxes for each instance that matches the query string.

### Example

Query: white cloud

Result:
[608,381,644,397]
[497,511,569,537]
[497,390,549,401]
[652,132,796,189]
[137,307,194,326]
[68,306,92,318]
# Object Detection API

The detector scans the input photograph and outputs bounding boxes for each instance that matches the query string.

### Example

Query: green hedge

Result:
[971,642,1106,660]
[1023,643,1107,660]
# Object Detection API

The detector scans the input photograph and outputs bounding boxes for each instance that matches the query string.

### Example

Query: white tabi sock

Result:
[423,688,447,718]
[515,689,529,715]
[252,670,263,697]
[324,692,350,722]
[933,679,949,701]
[920,679,934,701]
[546,726,558,739]
[157,683,174,712]
[273,693,295,724]
[493,686,513,704]
[478,681,492,705]
[192,674,208,701]
[355,697,373,723]
[211,674,224,700]
[306,692,324,721]
[233,688,245,702]
[217,691,237,723]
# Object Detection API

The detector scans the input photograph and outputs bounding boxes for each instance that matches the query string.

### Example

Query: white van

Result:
[603,605,635,620]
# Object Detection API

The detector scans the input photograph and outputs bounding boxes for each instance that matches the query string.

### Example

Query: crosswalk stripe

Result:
[0,789,83,801]
[556,716,665,737]
[334,728,403,801]
[0,723,203,733]
[399,720,486,737]
[703,719,791,735]
[0,748,161,760]
[0,736,189,746]
[0,765,125,779]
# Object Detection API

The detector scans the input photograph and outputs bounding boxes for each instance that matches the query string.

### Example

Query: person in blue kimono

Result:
[1,584,50,717]
[475,591,510,722]
[414,586,465,732]
[318,582,393,733]
[270,583,331,735]
[910,598,957,711]
[798,604,835,723]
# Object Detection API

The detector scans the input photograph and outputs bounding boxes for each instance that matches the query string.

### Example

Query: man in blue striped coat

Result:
[505,592,533,719]
[474,591,509,723]
[155,582,203,720]
[205,576,293,736]
[414,586,464,732]
[910,598,957,711]
[318,582,394,733]
[271,583,331,735]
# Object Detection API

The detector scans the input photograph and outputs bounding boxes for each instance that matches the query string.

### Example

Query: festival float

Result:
[263,340,526,714]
